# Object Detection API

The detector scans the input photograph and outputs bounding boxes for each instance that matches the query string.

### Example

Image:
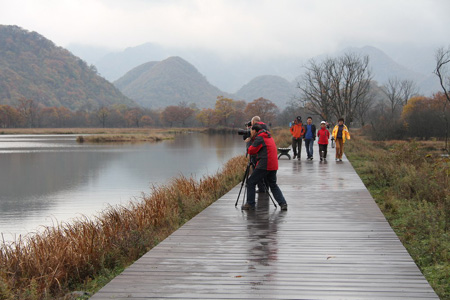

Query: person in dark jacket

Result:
[303,117,316,160]
[242,123,288,211]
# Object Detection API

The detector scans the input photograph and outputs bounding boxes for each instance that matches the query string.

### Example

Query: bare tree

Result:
[434,46,450,103]
[400,79,418,105]
[434,46,450,152]
[297,58,333,121]
[382,77,403,118]
[298,52,372,126]
[355,81,380,126]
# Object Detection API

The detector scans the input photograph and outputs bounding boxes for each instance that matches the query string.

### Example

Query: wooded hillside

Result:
[0,25,135,111]
[114,56,225,108]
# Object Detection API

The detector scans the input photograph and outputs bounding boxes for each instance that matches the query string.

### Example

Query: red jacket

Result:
[247,130,278,171]
[317,128,330,145]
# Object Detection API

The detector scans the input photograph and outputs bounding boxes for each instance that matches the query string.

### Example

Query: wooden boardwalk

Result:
[91,146,438,299]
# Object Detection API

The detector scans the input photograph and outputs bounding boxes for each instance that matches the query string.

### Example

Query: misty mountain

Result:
[70,42,443,100]
[114,56,226,108]
[0,25,135,110]
[71,43,303,93]
[94,42,171,82]
[234,75,298,108]
[66,43,112,66]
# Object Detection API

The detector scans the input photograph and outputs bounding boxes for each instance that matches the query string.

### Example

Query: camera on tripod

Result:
[237,121,252,140]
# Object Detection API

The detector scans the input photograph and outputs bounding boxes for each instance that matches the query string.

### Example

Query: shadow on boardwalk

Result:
[91,145,438,299]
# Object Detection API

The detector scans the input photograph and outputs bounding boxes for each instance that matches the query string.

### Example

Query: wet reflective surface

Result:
[92,144,438,299]
[0,133,245,240]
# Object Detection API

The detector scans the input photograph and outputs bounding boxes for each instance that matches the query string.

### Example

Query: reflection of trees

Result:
[165,133,244,161]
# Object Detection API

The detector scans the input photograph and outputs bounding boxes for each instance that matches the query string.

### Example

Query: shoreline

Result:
[0,127,208,135]
[0,154,247,299]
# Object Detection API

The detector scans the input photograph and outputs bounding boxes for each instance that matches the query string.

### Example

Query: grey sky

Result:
[1,0,449,59]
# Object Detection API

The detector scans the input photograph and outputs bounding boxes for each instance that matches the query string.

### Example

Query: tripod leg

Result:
[267,190,277,208]
[242,181,247,206]
[235,162,251,206]
[262,180,277,208]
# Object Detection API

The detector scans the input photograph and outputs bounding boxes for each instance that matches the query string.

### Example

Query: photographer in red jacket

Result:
[243,123,288,210]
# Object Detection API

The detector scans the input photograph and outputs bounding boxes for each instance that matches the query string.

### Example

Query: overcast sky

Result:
[1,0,449,60]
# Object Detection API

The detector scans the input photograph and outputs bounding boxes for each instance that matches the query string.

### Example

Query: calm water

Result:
[0,133,245,240]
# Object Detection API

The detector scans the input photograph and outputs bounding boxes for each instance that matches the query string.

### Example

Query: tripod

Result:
[235,159,277,208]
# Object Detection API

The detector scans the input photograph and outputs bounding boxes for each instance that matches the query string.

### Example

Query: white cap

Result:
[321,121,326,124]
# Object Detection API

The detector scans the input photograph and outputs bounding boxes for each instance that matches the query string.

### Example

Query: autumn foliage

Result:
[401,93,449,139]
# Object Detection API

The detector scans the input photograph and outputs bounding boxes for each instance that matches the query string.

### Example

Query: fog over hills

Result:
[2,25,439,113]
[234,75,298,108]
[70,42,303,93]
[70,43,442,98]
[114,56,226,109]
[337,46,440,95]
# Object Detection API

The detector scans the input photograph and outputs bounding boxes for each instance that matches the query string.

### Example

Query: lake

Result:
[0,133,246,240]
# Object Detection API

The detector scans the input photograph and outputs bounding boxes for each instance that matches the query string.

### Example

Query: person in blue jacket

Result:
[303,117,316,160]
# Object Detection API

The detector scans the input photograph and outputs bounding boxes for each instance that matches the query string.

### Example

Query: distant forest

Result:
[1,93,449,142]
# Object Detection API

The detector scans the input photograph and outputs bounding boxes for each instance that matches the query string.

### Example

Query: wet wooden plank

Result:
[91,148,438,299]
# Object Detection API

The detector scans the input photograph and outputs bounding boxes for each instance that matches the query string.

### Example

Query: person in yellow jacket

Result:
[290,116,305,160]
[332,118,350,161]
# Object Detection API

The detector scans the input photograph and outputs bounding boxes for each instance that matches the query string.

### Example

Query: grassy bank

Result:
[345,135,449,299]
[273,127,449,298]
[0,155,247,299]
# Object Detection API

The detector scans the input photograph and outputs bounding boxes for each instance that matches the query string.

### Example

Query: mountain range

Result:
[0,25,443,113]
[113,56,300,109]
[110,45,440,109]
[0,25,135,110]
[71,43,442,97]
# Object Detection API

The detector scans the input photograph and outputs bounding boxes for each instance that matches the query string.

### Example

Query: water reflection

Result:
[0,133,244,239]
[243,195,286,290]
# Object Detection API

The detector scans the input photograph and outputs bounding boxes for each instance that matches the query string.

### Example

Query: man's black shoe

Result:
[281,204,288,211]
[293,154,297,159]
[242,203,255,210]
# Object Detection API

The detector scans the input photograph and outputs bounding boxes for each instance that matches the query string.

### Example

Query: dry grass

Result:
[272,127,293,148]
[0,155,247,299]
[76,134,172,143]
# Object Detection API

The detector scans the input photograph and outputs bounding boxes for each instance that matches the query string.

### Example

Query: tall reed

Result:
[0,155,247,299]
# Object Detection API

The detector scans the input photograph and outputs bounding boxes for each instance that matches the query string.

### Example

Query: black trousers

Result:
[247,169,287,206]
[319,144,328,158]
[292,137,302,157]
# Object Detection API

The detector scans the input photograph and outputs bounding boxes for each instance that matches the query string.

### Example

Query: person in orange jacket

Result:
[332,118,351,161]
[289,116,305,160]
